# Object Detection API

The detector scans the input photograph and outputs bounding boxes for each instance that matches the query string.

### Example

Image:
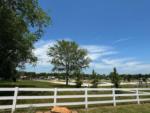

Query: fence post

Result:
[136,88,140,104]
[112,88,116,107]
[54,88,57,106]
[11,87,19,113]
[85,88,88,109]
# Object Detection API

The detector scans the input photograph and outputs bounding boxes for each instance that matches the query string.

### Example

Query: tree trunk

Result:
[66,72,69,86]
[66,76,69,86]
[65,64,70,86]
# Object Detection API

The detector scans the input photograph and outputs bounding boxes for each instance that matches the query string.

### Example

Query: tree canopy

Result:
[47,40,91,85]
[0,0,50,80]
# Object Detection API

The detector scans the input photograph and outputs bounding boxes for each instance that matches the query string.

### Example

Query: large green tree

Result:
[47,40,91,85]
[0,0,50,80]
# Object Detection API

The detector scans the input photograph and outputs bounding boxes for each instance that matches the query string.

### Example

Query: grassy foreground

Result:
[0,81,150,113]
[78,104,150,113]
[1,103,150,113]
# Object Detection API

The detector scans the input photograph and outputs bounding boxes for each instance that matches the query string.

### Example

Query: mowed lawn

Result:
[0,80,150,113]
[78,104,150,113]
[1,104,150,113]
[0,80,79,108]
[0,80,74,88]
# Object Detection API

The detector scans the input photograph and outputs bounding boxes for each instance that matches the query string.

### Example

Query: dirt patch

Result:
[36,110,78,113]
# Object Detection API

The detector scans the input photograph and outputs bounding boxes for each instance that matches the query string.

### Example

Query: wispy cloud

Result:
[33,41,117,65]
[82,45,117,60]
[25,39,150,74]
[113,38,131,44]
[91,57,150,74]
[33,40,55,66]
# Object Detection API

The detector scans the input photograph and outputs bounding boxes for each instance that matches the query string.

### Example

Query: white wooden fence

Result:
[0,88,150,113]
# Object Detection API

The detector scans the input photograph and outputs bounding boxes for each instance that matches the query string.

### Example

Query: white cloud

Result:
[101,58,134,67]
[91,57,150,74]
[82,45,117,60]
[113,38,131,44]
[34,41,117,66]
[25,39,150,74]
[26,40,118,73]
[25,40,55,73]
[33,40,55,66]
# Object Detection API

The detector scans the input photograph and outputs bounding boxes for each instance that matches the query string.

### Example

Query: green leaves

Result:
[47,40,91,85]
[0,0,50,80]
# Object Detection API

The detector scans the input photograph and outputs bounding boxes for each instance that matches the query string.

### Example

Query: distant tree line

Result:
[17,69,150,88]
[17,71,150,81]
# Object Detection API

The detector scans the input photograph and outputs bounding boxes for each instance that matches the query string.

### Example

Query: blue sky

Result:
[26,0,150,74]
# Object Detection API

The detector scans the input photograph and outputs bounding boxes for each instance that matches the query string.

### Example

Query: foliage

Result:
[75,71,83,88]
[0,0,50,80]
[109,67,120,88]
[47,40,91,85]
[91,70,99,88]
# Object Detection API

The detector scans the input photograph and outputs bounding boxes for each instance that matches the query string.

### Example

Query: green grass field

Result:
[2,103,150,113]
[0,80,150,113]
[0,80,74,88]
[78,104,150,113]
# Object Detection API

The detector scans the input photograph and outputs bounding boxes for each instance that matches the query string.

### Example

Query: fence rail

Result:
[0,88,150,113]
